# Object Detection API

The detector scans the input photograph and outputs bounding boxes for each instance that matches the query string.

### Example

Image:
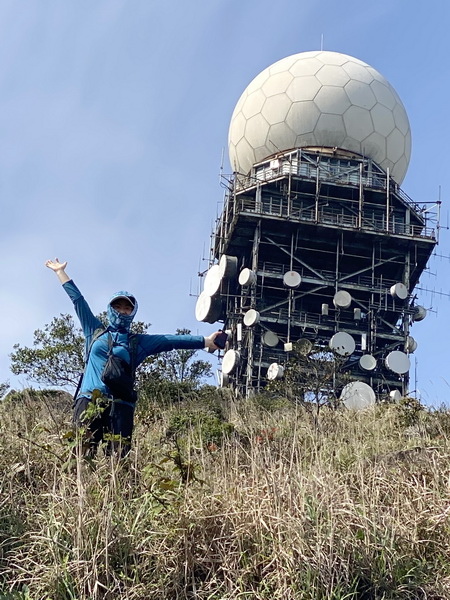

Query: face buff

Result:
[107,291,138,332]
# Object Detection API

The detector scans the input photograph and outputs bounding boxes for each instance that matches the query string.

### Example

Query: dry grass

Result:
[1,392,450,599]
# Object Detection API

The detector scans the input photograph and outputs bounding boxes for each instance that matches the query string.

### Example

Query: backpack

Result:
[73,328,139,402]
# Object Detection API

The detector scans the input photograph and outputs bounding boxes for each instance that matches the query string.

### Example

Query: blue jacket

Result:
[63,280,205,399]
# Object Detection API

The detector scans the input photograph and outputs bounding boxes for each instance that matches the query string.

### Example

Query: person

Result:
[46,258,221,457]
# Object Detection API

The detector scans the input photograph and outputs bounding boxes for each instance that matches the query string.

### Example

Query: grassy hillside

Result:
[1,390,450,599]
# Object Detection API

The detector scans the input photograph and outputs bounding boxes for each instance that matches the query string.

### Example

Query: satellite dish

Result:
[243,309,260,326]
[333,290,352,309]
[329,332,355,356]
[389,390,402,402]
[195,292,222,324]
[238,268,257,286]
[222,349,240,375]
[297,338,313,355]
[340,381,376,410]
[412,305,427,321]
[203,264,222,296]
[219,254,238,279]
[263,331,279,347]
[283,271,302,289]
[359,354,377,371]
[406,336,418,353]
[267,363,284,380]
[390,282,408,300]
[219,371,230,387]
[385,351,410,375]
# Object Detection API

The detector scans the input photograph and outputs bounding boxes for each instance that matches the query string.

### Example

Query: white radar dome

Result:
[229,51,411,184]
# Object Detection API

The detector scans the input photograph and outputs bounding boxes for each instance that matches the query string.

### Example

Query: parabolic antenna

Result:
[359,354,377,371]
[219,254,238,279]
[389,390,402,402]
[385,350,410,375]
[412,305,427,322]
[263,331,279,347]
[195,292,222,324]
[219,371,230,387]
[329,331,355,356]
[333,291,352,309]
[340,381,376,410]
[390,282,408,300]
[203,264,222,296]
[297,338,313,356]
[267,363,284,380]
[222,349,240,375]
[406,336,418,353]
[238,268,257,286]
[228,51,411,185]
[283,271,302,289]
[243,309,260,326]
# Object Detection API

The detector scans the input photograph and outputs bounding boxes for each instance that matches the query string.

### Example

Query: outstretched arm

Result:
[45,258,70,284]
[135,330,224,365]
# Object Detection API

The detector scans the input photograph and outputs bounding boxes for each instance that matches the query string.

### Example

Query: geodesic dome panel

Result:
[228,51,411,184]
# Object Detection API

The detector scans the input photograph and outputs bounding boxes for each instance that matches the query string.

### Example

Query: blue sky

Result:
[2,0,450,406]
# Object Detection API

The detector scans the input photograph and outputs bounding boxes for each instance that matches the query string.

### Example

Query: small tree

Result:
[147,328,212,386]
[268,341,349,415]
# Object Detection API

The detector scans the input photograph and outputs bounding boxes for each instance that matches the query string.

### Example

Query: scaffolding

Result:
[205,148,438,399]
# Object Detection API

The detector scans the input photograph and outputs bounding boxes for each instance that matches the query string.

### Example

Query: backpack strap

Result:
[128,334,139,380]
[73,327,107,401]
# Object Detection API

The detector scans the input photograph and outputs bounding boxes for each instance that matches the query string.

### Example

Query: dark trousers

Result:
[74,395,135,457]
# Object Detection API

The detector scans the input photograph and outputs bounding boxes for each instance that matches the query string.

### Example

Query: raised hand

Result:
[45,258,70,284]
[45,258,68,271]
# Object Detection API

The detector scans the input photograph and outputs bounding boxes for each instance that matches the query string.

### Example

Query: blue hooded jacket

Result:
[63,280,205,399]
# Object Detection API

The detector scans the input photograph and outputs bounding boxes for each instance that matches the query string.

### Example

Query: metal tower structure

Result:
[195,51,438,405]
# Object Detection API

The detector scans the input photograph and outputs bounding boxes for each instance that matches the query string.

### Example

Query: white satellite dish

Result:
[263,331,279,347]
[203,264,222,296]
[243,309,260,326]
[329,332,355,356]
[222,349,240,375]
[283,271,302,289]
[297,338,313,356]
[333,290,352,309]
[390,282,408,300]
[406,336,418,353]
[389,390,402,402]
[267,363,284,380]
[385,350,410,375]
[218,371,230,387]
[238,268,257,286]
[412,305,427,322]
[340,381,376,410]
[195,292,222,324]
[359,354,377,371]
[219,254,238,279]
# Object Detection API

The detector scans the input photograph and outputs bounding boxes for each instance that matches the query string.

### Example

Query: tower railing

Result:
[232,148,424,215]
[217,192,436,242]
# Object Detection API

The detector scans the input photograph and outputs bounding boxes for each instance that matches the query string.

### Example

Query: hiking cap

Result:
[111,295,136,307]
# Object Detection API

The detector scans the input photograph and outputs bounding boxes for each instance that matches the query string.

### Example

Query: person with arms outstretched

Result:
[46,258,221,457]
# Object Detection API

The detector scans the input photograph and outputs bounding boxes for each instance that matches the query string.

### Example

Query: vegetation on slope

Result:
[1,390,450,600]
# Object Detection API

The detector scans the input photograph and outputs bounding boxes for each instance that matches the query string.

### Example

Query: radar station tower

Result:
[195,51,438,406]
